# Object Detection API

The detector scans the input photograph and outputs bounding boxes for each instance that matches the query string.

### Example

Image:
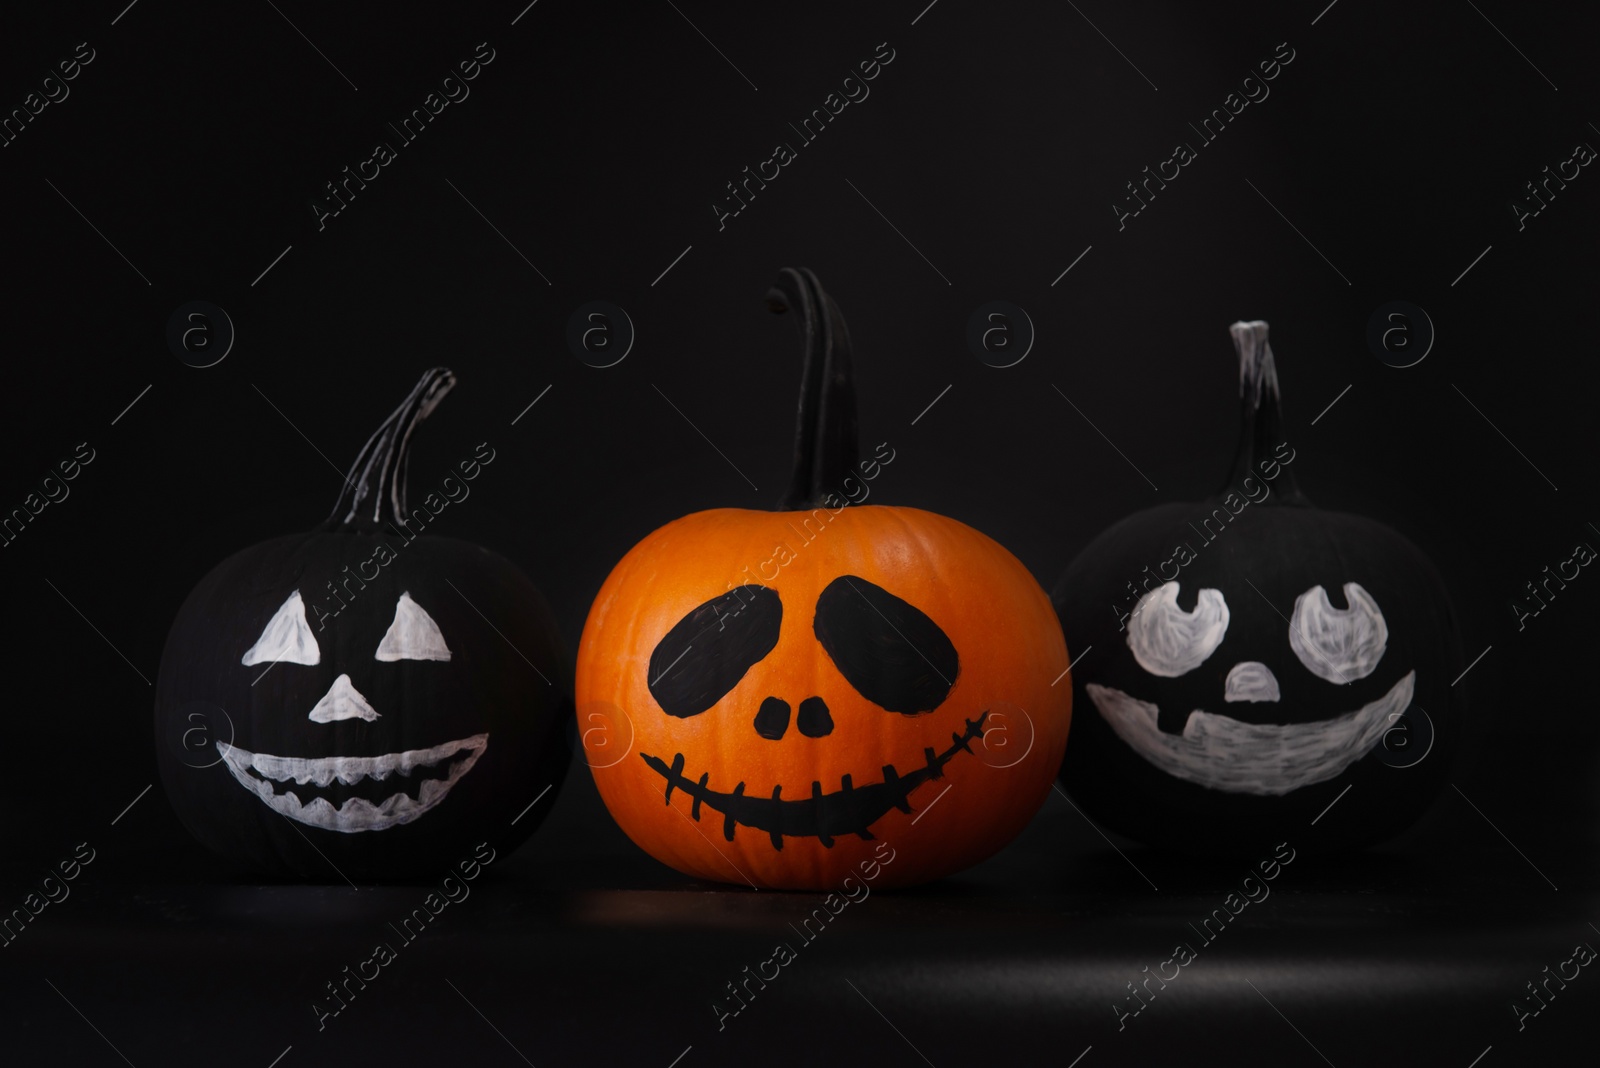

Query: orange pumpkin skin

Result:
[576,503,1071,889]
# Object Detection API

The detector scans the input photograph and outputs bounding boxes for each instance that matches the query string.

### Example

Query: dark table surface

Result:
[6,736,1596,1068]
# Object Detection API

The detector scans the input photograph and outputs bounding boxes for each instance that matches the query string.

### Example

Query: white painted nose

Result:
[308,673,381,722]
[1224,661,1280,703]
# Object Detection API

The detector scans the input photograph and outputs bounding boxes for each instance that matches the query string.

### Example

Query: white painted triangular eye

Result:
[375,592,452,662]
[308,673,381,722]
[241,591,321,666]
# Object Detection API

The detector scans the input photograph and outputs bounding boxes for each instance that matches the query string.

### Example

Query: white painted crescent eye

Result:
[241,591,321,666]
[1289,582,1387,683]
[1126,582,1229,677]
[375,592,452,662]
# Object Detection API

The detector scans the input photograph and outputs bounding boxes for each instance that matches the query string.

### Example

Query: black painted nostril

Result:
[754,697,791,740]
[797,696,833,737]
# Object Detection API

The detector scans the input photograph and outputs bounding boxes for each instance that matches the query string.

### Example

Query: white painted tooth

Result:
[419,778,447,806]
[339,797,378,821]
[364,791,410,820]
[302,796,335,823]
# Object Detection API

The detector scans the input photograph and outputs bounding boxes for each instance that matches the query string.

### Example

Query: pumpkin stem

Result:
[769,268,860,511]
[325,367,457,530]
[1225,321,1306,505]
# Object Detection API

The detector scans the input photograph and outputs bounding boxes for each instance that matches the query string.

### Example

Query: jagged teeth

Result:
[214,734,489,833]
[219,734,488,786]
[269,777,456,826]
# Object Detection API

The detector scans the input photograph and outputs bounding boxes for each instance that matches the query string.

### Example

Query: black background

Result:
[2,0,1597,1064]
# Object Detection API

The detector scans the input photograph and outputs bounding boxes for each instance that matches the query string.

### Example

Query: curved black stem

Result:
[324,367,456,530]
[769,268,860,510]
[1223,321,1306,505]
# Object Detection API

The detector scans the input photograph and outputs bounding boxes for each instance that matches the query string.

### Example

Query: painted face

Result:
[1086,580,1415,795]
[218,589,486,832]
[637,574,988,847]
[579,502,1071,890]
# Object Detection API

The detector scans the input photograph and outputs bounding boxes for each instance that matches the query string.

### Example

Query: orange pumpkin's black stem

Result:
[324,367,457,531]
[1225,321,1305,506]
[769,268,860,511]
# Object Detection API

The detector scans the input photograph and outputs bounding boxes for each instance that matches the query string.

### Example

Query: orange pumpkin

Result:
[576,269,1071,889]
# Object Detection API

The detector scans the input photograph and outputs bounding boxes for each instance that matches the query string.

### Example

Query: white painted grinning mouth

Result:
[1086,673,1414,796]
[216,734,488,833]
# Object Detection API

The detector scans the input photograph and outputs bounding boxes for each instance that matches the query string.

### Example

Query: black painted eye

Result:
[813,575,959,714]
[648,585,782,718]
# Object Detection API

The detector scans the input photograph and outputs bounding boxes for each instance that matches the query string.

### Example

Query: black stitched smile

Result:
[640,712,989,849]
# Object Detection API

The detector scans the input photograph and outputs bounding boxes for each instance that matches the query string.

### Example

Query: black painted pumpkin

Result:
[155,369,569,880]
[1053,322,1465,854]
